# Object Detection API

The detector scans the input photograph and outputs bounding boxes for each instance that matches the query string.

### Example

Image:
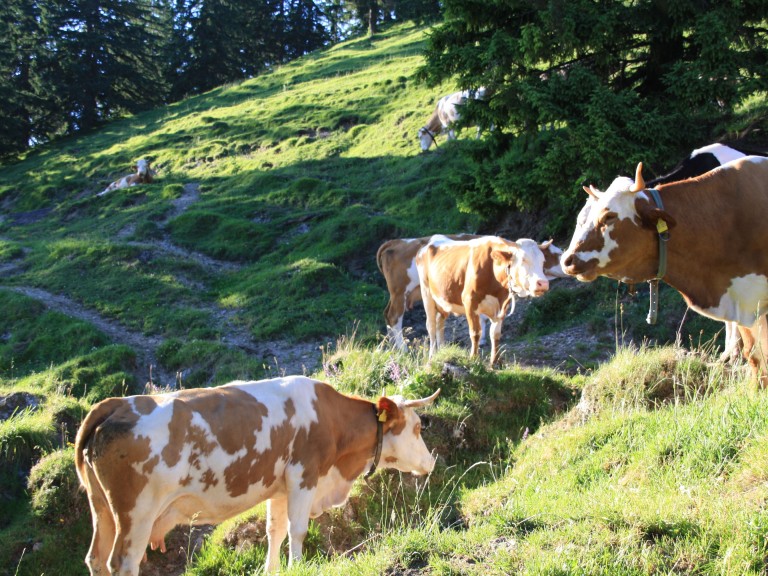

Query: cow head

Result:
[418,127,438,152]
[378,389,440,475]
[135,158,151,176]
[561,163,676,283]
[492,239,550,298]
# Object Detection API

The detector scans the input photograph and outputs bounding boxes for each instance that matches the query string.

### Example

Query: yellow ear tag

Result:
[378,409,388,423]
[656,219,668,234]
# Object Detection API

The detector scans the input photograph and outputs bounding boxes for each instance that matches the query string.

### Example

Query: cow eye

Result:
[600,213,618,227]
[420,415,431,430]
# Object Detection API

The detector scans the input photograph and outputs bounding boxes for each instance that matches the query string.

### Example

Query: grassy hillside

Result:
[1,20,766,576]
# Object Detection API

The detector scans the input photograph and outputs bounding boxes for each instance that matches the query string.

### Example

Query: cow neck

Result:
[364,402,384,479]
[645,188,670,325]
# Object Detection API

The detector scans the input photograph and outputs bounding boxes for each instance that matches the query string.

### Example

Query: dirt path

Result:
[2,183,324,385]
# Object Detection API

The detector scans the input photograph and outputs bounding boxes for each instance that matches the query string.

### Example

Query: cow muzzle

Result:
[561,252,597,281]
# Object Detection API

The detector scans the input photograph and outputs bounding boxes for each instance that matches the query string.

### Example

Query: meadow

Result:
[1,21,766,576]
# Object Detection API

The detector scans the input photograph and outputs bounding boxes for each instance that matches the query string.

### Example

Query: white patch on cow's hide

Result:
[700,274,768,326]
[432,293,466,316]
[310,466,354,517]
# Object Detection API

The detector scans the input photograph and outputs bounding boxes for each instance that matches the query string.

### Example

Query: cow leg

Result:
[465,311,482,357]
[82,468,115,576]
[435,313,446,349]
[420,287,440,358]
[384,289,408,350]
[745,316,768,388]
[285,487,314,567]
[489,319,504,366]
[108,507,155,576]
[265,496,289,573]
[720,321,743,363]
[478,314,489,346]
[738,324,767,388]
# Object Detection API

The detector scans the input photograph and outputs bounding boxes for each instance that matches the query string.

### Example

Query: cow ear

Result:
[376,397,401,431]
[637,202,677,231]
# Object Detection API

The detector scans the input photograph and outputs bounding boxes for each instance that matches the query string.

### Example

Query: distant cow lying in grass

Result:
[98,159,155,196]
[416,235,551,365]
[417,88,488,151]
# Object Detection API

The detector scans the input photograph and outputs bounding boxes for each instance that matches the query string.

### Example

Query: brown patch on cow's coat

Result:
[162,401,192,468]
[133,396,158,416]
[284,383,383,486]
[200,468,219,491]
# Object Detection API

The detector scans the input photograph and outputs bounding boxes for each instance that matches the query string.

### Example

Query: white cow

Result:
[417,87,488,151]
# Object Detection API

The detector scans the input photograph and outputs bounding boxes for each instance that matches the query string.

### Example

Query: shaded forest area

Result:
[0,0,439,156]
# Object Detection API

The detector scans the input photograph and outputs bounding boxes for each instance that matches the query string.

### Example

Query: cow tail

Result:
[74,398,123,485]
[376,241,392,274]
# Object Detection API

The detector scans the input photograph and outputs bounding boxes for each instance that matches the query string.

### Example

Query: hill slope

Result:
[2,21,765,576]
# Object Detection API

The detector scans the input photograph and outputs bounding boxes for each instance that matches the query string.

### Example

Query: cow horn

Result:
[402,388,441,408]
[539,239,553,249]
[630,162,645,192]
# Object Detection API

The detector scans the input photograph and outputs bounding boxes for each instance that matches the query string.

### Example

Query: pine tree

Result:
[418,0,768,233]
[40,0,168,132]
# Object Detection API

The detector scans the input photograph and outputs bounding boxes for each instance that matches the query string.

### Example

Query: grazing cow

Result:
[75,376,440,575]
[561,156,768,385]
[98,159,155,197]
[417,87,488,151]
[377,235,567,349]
[416,235,550,365]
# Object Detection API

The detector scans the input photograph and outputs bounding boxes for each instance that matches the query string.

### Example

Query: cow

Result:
[377,235,568,349]
[74,376,440,575]
[98,159,155,197]
[416,235,551,365]
[647,143,768,361]
[560,156,768,386]
[647,142,762,186]
[417,87,488,152]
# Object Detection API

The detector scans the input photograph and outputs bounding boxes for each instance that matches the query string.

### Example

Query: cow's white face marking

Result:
[699,274,768,325]
[563,176,648,280]
[136,159,150,176]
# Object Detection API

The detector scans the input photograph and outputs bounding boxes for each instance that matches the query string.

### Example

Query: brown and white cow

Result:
[98,159,155,197]
[561,156,768,385]
[416,235,550,365]
[417,87,487,151]
[377,234,567,349]
[75,376,439,575]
